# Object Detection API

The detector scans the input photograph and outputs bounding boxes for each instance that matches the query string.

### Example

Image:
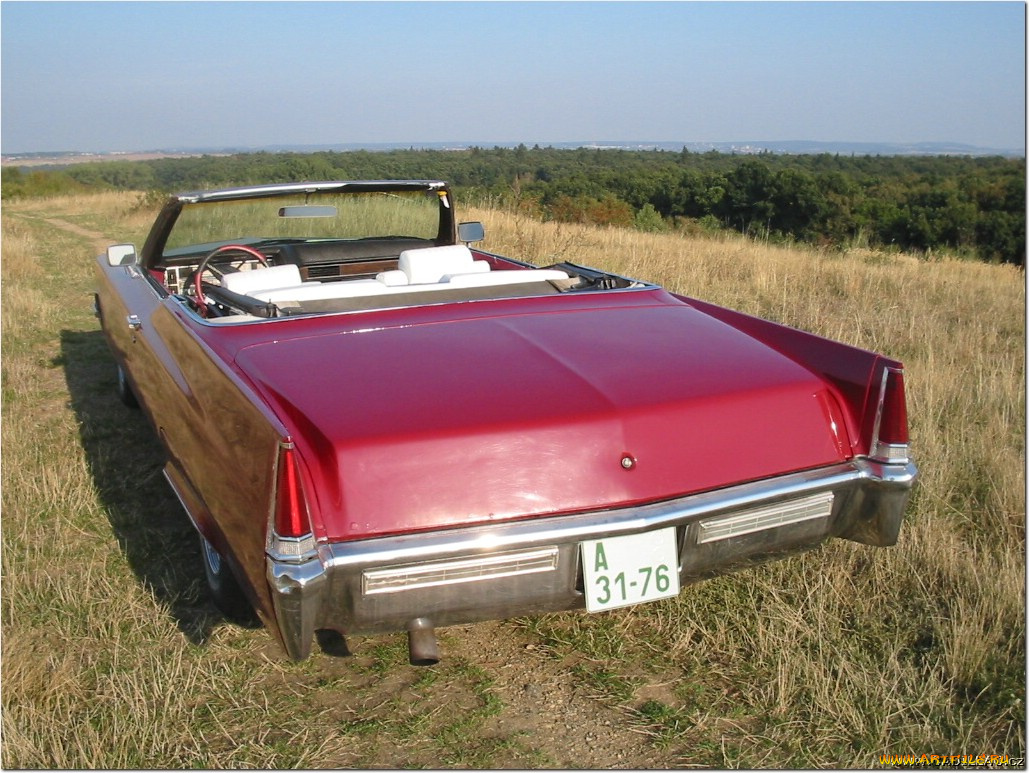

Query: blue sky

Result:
[1,1,1025,153]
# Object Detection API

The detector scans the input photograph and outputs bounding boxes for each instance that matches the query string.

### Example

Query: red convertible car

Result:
[94,180,917,665]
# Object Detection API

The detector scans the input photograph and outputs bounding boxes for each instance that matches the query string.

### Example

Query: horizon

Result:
[3,138,1024,166]
[2,2,1025,155]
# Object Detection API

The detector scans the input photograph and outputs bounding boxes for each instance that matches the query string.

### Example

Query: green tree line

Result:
[3,146,1024,264]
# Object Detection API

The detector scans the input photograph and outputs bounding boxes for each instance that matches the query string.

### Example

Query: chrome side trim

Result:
[162,463,208,538]
[869,366,890,452]
[869,366,910,464]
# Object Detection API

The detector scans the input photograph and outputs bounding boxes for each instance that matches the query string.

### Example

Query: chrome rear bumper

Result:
[267,457,917,660]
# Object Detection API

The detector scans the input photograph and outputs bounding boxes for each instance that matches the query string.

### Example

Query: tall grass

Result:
[469,204,1025,764]
[2,193,1023,768]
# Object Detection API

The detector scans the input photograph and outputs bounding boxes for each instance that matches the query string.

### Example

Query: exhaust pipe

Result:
[407,618,439,666]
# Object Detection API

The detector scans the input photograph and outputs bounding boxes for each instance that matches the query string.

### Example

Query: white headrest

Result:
[375,269,409,287]
[398,245,475,284]
[220,263,302,295]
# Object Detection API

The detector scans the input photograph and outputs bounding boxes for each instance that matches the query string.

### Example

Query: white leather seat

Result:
[438,262,491,282]
[220,264,303,295]
[398,245,480,284]
[230,247,569,306]
[251,269,568,304]
[251,279,389,303]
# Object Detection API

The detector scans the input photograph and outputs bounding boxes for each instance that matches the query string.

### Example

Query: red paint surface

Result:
[224,289,854,541]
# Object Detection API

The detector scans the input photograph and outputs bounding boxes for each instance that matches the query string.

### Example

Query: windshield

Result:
[164,189,446,257]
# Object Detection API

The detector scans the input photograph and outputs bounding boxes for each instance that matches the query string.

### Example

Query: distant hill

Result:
[703,139,1026,157]
[2,139,1023,167]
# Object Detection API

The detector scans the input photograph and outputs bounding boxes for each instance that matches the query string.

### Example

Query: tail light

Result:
[870,367,910,463]
[268,438,317,560]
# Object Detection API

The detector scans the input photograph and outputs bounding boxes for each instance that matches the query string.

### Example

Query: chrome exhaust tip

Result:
[407,618,439,666]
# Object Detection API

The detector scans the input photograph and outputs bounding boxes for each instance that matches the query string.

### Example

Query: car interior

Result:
[163,242,638,322]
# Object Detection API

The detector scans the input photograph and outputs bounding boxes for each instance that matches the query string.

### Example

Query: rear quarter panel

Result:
[679,294,897,456]
[152,304,287,620]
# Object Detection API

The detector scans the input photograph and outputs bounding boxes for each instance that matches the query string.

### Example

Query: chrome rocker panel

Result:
[267,457,917,660]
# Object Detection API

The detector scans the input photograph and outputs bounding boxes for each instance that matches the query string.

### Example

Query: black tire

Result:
[199,534,257,625]
[116,365,139,409]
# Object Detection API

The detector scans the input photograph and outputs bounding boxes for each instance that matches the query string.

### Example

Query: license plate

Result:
[581,527,680,612]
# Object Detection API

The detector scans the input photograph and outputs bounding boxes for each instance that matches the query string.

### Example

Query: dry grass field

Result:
[2,191,1024,768]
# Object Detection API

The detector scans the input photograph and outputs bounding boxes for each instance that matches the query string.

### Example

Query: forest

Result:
[3,145,1024,264]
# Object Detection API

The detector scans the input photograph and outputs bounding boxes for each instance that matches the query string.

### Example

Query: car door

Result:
[96,262,171,408]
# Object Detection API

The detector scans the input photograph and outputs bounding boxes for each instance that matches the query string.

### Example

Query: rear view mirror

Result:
[458,221,485,244]
[106,244,137,266]
[279,205,338,218]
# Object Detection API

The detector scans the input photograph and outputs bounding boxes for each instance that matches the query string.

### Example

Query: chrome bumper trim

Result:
[321,458,914,567]
[696,491,835,544]
[363,546,560,595]
[267,457,917,659]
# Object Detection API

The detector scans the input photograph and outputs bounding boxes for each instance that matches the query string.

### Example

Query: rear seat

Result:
[235,245,570,305]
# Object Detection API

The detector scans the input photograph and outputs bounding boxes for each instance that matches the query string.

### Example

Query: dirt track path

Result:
[34,211,686,768]
[45,216,113,252]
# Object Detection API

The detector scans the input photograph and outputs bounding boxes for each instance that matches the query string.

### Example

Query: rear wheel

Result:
[116,365,139,408]
[200,535,257,624]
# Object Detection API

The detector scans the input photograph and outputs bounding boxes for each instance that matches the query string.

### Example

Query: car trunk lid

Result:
[234,296,853,541]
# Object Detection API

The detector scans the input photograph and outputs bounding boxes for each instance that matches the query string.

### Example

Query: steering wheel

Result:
[190,244,268,316]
